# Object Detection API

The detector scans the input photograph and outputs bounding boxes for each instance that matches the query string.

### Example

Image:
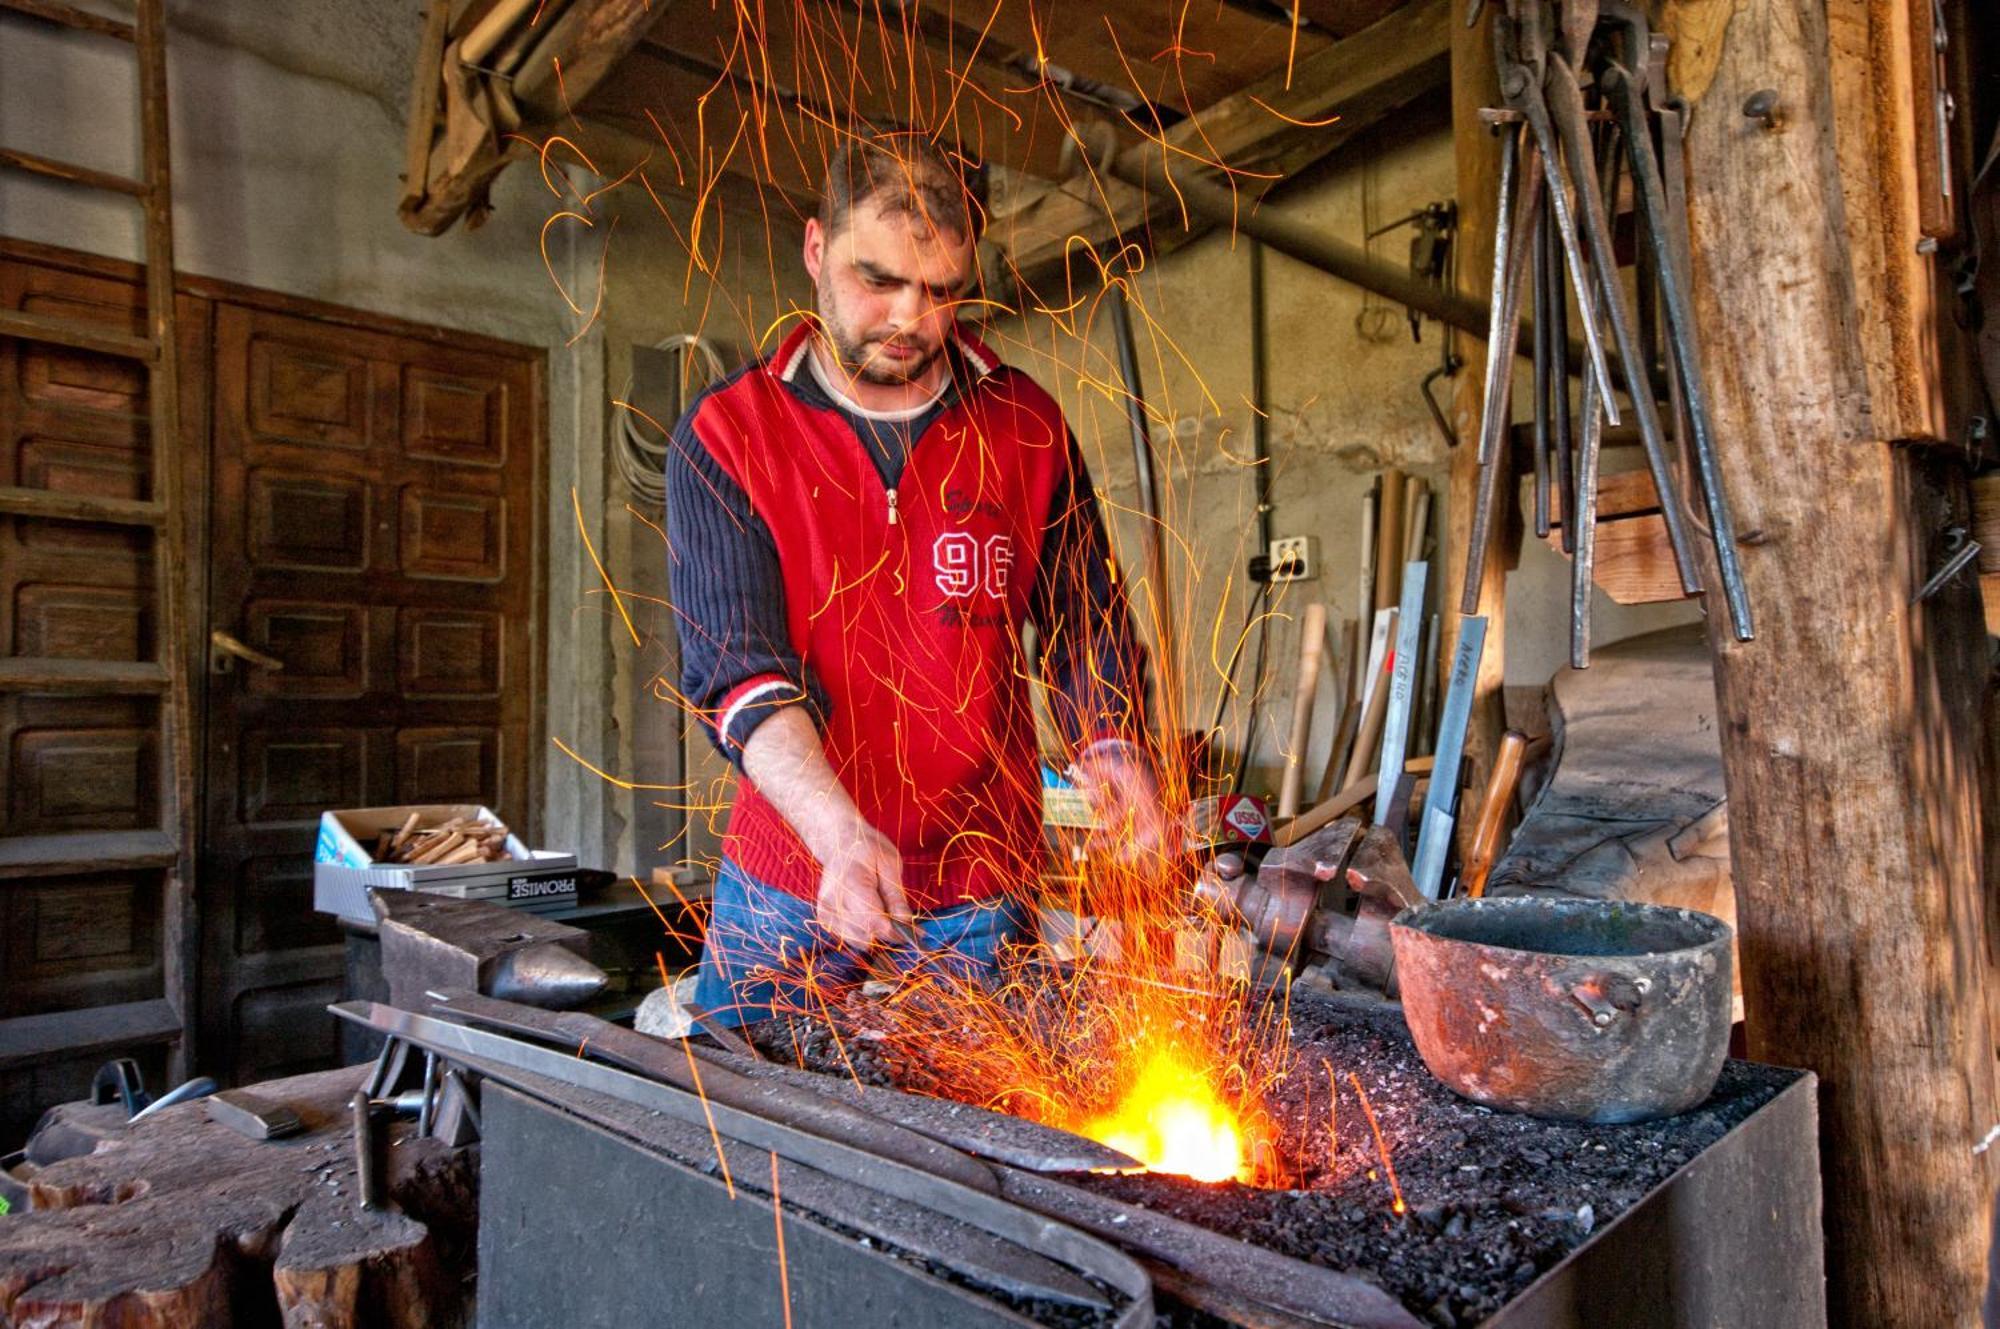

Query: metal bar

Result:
[1476,123,1521,427]
[1460,156,1541,613]
[1410,616,1488,899]
[1373,561,1428,825]
[1549,199,1576,554]
[1476,142,1543,465]
[1603,62,1753,640]
[1570,350,1606,667]
[1498,14,1620,423]
[1099,144,1626,395]
[1531,201,1552,537]
[424,989,1015,1183]
[351,1090,383,1211]
[1109,278,1181,720]
[332,1001,1155,1326]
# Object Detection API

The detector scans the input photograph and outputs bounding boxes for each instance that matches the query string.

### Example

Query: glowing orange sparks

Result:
[1349,1072,1406,1217]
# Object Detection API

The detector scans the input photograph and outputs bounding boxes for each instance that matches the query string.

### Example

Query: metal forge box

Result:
[459,1006,1823,1329]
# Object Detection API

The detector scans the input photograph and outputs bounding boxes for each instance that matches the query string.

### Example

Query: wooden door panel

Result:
[201,301,539,1084]
[246,469,373,572]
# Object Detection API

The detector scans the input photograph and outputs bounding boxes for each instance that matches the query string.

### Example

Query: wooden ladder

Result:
[0,0,197,1083]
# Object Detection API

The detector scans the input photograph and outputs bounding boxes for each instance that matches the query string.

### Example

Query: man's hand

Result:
[813,818,913,950]
[741,707,914,949]
[1072,739,1173,868]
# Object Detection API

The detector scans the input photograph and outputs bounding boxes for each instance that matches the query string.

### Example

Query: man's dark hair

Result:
[820,132,988,241]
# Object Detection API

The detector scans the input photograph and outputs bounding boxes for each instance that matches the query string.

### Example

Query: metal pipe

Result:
[1249,241,1273,556]
[1096,144,1659,395]
[1230,241,1274,791]
[1107,282,1180,721]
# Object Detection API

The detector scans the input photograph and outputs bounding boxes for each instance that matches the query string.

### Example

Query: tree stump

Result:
[0,1064,474,1327]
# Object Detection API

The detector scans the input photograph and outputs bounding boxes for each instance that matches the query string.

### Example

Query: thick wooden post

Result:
[1444,1,1509,805]
[1670,1,1996,1322]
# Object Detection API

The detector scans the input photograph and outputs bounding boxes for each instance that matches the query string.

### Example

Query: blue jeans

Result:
[691,859,1031,1028]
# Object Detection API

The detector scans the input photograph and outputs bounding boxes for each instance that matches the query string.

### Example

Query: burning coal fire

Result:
[1075,1043,1254,1183]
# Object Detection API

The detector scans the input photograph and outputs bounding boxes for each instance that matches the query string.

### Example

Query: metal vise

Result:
[1192,818,1422,992]
[371,890,607,1013]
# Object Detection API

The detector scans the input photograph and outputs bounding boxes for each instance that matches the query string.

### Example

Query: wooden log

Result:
[1670,0,1995,1321]
[1444,3,1510,842]
[0,1065,473,1327]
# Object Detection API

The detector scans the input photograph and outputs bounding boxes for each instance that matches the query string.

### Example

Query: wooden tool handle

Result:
[1277,602,1329,819]
[1463,730,1530,898]
[1342,623,1398,790]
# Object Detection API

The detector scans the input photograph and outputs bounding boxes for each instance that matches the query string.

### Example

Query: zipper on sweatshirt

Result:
[886,487,900,526]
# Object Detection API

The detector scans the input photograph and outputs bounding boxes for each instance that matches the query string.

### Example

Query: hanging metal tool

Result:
[1461,0,1755,660]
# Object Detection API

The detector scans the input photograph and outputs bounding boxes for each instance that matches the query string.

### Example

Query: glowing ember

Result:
[1077,1045,1252,1184]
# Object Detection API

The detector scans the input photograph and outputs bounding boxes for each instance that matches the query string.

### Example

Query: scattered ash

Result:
[732,991,1797,1329]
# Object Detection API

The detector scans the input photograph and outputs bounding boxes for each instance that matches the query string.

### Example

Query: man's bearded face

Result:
[808,198,975,386]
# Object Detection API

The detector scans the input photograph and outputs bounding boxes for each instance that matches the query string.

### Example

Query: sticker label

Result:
[507,873,579,901]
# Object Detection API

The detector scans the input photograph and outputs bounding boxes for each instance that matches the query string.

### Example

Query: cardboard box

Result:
[313,804,580,924]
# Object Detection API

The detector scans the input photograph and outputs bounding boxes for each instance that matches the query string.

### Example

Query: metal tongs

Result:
[1462,0,1754,664]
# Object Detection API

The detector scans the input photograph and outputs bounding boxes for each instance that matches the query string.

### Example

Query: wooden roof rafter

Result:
[394,0,1446,267]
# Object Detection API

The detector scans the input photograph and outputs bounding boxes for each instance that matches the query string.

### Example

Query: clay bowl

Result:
[1391,896,1733,1124]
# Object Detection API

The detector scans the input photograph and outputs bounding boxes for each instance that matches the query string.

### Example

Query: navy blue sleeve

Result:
[1029,433,1151,755]
[664,405,829,765]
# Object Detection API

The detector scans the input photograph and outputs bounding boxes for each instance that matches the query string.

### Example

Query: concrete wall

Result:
[984,111,1698,799]
[0,0,797,870]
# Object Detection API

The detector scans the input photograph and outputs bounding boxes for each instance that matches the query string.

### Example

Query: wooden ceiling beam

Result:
[991,0,1448,281]
[400,0,673,234]
[971,0,1337,116]
[636,1,1138,184]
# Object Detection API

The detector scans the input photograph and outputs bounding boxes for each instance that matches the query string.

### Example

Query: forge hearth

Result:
[356,985,1824,1329]
[735,992,1822,1329]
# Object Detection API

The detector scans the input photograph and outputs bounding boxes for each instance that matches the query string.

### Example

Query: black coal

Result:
[738,991,1793,1328]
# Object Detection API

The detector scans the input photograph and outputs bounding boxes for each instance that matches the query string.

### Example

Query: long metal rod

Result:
[1543,51,1703,596]
[1603,62,1753,640]
[1109,280,1184,719]
[1461,162,1544,613]
[331,1001,1158,1327]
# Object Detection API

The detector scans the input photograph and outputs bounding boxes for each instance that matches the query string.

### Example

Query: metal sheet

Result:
[1487,1073,1824,1328]
[1374,561,1430,824]
[1411,616,1488,897]
[480,1085,1048,1329]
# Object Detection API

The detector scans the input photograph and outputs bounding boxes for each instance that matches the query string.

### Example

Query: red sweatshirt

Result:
[665,323,1146,910]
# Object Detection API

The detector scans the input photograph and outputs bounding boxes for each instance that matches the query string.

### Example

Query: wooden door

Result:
[0,253,204,1144]
[201,302,541,1084]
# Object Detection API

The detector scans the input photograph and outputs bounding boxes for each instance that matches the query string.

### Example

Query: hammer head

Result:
[1344,825,1423,911]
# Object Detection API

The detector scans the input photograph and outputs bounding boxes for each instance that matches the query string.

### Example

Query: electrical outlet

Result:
[1268,535,1317,582]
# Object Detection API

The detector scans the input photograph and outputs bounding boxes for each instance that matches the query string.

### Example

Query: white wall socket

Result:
[1268,535,1317,582]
